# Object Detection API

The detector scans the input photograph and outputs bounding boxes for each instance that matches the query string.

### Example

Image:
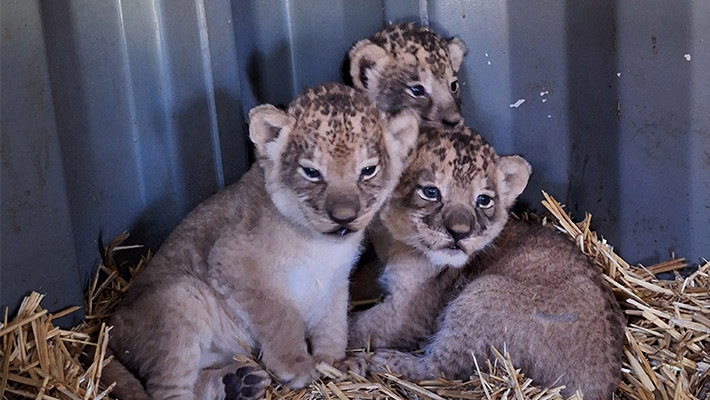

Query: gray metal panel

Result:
[201,0,251,185]
[688,1,710,266]
[288,0,382,90]
[40,0,182,290]
[1,0,708,314]
[1,0,82,317]
[613,0,710,264]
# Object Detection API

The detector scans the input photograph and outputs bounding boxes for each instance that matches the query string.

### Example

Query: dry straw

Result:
[1,193,708,399]
[0,233,149,400]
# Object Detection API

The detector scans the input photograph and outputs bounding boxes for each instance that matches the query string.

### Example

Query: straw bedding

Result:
[1,193,708,399]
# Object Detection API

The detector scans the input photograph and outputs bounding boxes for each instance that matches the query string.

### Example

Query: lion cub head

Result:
[380,125,531,266]
[349,22,466,128]
[249,83,418,239]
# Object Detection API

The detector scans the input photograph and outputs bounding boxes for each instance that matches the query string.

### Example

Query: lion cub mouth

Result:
[327,227,355,237]
[443,245,466,255]
[446,242,461,250]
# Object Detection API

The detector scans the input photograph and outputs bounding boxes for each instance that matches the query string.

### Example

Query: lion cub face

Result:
[349,23,466,127]
[249,83,418,239]
[380,126,531,266]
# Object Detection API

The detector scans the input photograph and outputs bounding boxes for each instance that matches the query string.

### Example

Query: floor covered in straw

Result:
[1,193,708,400]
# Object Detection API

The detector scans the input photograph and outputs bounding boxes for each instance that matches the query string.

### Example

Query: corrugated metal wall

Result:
[2,0,708,318]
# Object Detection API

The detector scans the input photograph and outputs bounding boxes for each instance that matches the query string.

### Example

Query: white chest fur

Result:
[282,234,361,320]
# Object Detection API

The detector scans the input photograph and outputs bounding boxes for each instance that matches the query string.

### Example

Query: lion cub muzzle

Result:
[443,206,475,245]
[424,104,462,129]
[325,191,361,235]
[428,93,463,128]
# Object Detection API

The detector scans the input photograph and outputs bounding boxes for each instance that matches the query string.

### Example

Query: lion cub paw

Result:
[333,356,369,377]
[271,355,319,389]
[223,364,271,400]
[369,349,432,381]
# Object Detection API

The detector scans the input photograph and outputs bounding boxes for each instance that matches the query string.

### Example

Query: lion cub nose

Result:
[441,106,463,127]
[326,197,360,225]
[444,209,473,242]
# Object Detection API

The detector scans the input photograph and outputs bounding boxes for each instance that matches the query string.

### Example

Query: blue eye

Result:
[419,186,440,201]
[408,84,426,97]
[476,194,493,208]
[300,166,322,180]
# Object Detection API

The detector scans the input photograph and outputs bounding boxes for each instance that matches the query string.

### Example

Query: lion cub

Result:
[347,125,624,399]
[105,83,419,400]
[349,22,466,127]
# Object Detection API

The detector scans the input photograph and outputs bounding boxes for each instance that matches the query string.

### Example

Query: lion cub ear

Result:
[496,155,531,208]
[447,37,467,73]
[249,104,294,159]
[349,39,388,91]
[384,110,419,159]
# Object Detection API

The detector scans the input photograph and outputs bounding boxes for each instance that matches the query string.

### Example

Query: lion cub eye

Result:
[407,84,427,98]
[450,80,459,93]
[299,166,322,182]
[418,186,440,201]
[476,194,494,208]
[360,165,379,181]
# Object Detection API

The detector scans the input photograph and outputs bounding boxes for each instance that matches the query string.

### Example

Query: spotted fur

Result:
[379,125,528,267]
[273,84,395,234]
[349,23,467,127]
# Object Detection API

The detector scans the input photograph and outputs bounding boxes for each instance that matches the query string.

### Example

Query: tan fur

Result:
[347,125,624,399]
[105,83,418,400]
[349,23,467,127]
[101,348,150,400]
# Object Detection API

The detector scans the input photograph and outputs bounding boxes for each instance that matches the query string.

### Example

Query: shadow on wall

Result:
[505,0,621,248]
[128,87,251,252]
[563,0,620,244]
[36,0,256,319]
[247,42,294,110]
[214,88,253,185]
[560,1,696,266]
[506,0,698,265]
[37,0,98,326]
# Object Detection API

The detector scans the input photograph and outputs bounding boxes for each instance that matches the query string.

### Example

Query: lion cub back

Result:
[456,219,625,398]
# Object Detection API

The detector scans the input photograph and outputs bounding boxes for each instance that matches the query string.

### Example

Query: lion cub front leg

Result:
[209,260,318,389]
[247,293,319,389]
[349,249,447,349]
[308,279,349,365]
